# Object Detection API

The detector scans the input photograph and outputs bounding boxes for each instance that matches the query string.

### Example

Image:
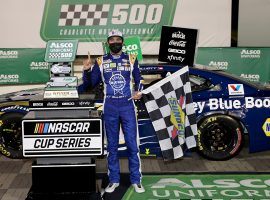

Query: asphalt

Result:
[0,146,270,200]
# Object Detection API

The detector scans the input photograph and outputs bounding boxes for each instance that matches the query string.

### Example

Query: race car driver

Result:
[82,30,145,193]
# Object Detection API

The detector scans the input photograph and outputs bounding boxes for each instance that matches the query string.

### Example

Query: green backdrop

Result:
[196,47,270,83]
[1,47,270,85]
[0,48,49,85]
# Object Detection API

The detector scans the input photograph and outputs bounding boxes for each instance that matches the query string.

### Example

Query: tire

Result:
[0,112,25,159]
[197,114,244,161]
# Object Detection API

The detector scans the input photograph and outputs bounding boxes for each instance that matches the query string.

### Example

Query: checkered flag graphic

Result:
[58,4,110,26]
[142,66,198,160]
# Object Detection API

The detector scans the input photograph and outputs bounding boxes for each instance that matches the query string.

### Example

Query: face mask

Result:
[109,43,123,54]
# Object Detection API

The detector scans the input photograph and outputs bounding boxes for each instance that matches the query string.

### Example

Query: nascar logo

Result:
[34,122,91,134]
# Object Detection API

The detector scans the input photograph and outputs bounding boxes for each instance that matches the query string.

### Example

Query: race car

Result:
[1,65,270,160]
[0,88,43,158]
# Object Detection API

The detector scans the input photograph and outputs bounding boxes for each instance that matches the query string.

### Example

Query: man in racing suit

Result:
[82,30,145,193]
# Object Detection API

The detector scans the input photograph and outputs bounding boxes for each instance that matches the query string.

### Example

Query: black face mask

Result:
[109,43,123,54]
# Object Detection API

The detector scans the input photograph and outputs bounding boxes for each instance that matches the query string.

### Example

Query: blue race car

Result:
[135,65,270,160]
[1,65,270,160]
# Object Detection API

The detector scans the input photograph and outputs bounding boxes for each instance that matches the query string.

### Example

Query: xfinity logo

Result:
[240,49,260,58]
[79,101,91,106]
[209,61,228,70]
[34,122,91,133]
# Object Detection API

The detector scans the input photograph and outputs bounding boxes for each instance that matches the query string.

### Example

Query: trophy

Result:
[44,40,79,99]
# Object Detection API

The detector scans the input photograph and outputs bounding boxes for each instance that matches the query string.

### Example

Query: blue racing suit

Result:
[82,52,143,184]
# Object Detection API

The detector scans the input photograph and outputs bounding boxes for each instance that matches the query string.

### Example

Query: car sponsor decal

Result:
[0,105,29,112]
[168,96,185,139]
[0,144,11,157]
[194,97,270,114]
[228,84,244,95]
[262,118,270,137]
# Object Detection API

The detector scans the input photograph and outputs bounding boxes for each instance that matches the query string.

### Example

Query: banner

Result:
[45,40,78,62]
[0,49,49,85]
[41,0,177,42]
[196,47,270,83]
[158,26,198,66]
[123,174,270,200]
[103,36,143,61]
[0,0,232,55]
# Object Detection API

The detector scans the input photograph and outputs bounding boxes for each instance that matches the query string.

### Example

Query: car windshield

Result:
[189,75,214,92]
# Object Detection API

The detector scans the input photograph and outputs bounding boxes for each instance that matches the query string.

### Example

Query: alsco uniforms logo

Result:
[240,49,261,58]
[34,122,90,134]
[168,96,185,140]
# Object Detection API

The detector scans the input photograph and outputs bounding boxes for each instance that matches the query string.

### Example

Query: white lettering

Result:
[168,48,186,54]
[214,179,240,188]
[152,190,170,197]
[245,190,263,197]
[220,190,243,197]
[151,178,192,188]
[240,179,266,188]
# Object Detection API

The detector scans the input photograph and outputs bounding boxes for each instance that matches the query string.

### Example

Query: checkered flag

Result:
[58,4,110,26]
[142,66,198,160]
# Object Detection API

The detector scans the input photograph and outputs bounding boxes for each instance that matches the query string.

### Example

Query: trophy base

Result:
[44,87,79,99]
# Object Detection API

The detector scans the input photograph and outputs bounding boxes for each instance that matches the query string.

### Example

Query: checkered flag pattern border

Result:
[142,66,198,160]
[58,4,110,26]
[48,53,63,59]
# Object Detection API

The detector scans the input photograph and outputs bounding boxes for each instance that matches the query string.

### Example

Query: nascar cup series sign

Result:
[40,0,177,42]
[22,119,102,157]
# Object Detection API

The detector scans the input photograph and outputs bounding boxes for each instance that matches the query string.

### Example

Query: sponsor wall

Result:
[1,47,270,85]
[158,26,198,66]
[0,0,231,55]
[196,47,270,83]
[0,49,49,84]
